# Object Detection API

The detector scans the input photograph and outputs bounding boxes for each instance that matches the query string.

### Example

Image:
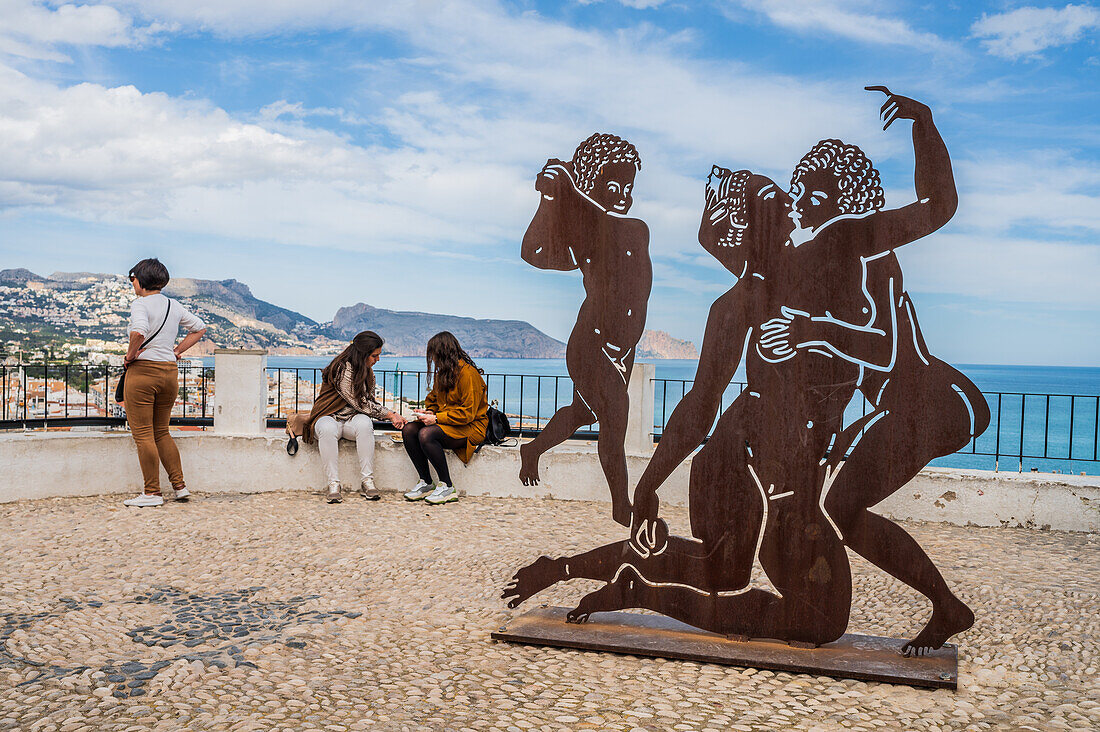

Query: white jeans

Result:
[314,414,375,486]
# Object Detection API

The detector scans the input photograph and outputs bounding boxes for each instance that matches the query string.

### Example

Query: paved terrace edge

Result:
[0,431,1097,532]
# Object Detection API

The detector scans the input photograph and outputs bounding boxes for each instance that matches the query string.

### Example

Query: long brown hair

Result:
[323,331,384,404]
[426,331,481,393]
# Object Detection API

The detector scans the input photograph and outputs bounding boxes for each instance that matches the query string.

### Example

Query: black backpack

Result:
[475,403,512,453]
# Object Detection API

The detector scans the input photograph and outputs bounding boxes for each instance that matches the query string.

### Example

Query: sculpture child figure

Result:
[519,133,652,527]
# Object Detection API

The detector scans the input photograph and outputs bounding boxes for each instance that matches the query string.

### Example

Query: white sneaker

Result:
[424,483,458,505]
[359,477,380,501]
[326,482,342,504]
[404,480,436,502]
[173,487,191,502]
[123,494,164,508]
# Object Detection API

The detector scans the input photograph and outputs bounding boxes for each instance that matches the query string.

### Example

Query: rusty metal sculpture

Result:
[518,133,652,527]
[501,89,988,680]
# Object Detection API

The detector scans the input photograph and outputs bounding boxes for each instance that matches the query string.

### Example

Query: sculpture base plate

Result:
[492,607,957,690]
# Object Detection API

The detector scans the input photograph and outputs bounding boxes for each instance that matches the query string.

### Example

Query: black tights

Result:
[402,422,466,486]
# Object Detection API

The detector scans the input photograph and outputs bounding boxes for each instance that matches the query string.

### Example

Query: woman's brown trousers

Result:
[124,361,185,495]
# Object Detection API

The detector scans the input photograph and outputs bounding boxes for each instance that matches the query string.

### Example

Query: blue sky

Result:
[0,0,1097,366]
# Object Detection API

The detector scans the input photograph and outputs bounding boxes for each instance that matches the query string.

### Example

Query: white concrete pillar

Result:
[213,349,268,435]
[625,362,655,454]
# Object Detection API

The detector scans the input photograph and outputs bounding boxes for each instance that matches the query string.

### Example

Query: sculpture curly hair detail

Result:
[791,139,885,215]
[571,133,641,195]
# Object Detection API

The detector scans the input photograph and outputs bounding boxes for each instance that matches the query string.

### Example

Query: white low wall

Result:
[1,430,1097,532]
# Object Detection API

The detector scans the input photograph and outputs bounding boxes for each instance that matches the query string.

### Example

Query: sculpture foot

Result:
[902,596,974,657]
[566,565,639,623]
[519,442,541,486]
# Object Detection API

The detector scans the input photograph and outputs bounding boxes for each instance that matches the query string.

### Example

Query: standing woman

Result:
[402,332,488,505]
[293,331,407,503]
[121,258,206,507]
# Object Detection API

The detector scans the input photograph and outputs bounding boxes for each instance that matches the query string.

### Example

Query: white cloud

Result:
[257,100,367,127]
[577,0,669,7]
[972,3,1100,59]
[0,64,374,192]
[889,150,1100,312]
[897,232,1100,310]
[0,0,162,62]
[108,0,405,37]
[0,0,892,265]
[955,152,1100,234]
[726,0,957,54]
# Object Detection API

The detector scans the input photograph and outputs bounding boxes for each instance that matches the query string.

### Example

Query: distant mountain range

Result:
[0,269,697,359]
[330,303,565,358]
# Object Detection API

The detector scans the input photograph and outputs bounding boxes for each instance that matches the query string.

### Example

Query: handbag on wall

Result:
[484,405,512,445]
[474,401,514,454]
[285,411,310,455]
[114,300,173,404]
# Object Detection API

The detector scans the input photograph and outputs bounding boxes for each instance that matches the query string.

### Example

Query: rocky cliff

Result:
[164,278,318,336]
[637,329,699,359]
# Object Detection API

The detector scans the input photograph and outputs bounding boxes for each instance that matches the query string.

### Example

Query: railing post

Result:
[213,348,268,435]
[626,362,656,454]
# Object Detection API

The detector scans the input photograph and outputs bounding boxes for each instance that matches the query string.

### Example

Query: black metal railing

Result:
[3,362,1097,475]
[652,378,1100,475]
[655,378,748,435]
[263,368,599,439]
[0,362,214,429]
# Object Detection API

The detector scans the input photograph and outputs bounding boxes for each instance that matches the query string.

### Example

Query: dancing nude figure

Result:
[519,133,652,527]
[507,166,898,645]
[761,87,990,655]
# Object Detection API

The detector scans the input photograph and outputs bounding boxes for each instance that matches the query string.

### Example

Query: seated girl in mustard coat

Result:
[402,331,489,505]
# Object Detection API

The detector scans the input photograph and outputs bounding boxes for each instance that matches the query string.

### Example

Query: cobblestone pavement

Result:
[0,492,1097,731]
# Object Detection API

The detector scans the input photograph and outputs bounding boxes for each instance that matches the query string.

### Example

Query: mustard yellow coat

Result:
[424,361,488,463]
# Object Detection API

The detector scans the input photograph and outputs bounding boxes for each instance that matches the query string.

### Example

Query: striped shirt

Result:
[332,363,389,422]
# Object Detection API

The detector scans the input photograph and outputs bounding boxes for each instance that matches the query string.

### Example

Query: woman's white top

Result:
[129,293,205,363]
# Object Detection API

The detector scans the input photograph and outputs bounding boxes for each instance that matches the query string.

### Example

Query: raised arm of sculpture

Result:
[521,159,607,271]
[828,88,957,257]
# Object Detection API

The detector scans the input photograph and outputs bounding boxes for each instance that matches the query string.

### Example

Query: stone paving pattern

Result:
[0,491,1097,731]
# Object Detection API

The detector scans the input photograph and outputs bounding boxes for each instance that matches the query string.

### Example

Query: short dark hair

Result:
[129,258,170,291]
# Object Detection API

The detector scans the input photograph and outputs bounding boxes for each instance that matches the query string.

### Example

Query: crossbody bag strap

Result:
[138,298,173,352]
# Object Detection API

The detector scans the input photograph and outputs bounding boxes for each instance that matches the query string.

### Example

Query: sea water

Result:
[254,356,1100,476]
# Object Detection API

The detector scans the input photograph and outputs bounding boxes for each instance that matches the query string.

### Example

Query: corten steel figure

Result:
[505,89,974,650]
[519,133,652,527]
[507,168,887,646]
[760,87,990,655]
